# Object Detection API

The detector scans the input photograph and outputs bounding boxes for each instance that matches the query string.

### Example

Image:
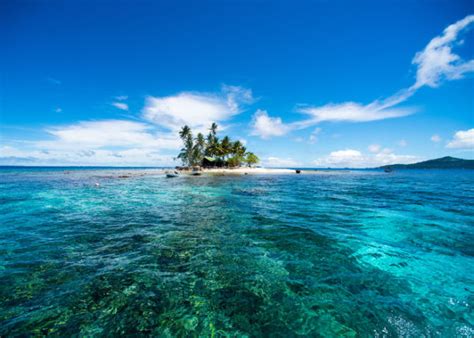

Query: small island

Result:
[170,123,290,175]
[170,123,303,175]
[176,123,259,169]
[380,156,474,170]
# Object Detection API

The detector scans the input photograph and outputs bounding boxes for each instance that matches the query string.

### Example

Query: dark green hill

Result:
[379,156,474,170]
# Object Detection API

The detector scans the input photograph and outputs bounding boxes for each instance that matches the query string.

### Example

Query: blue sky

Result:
[1,0,473,167]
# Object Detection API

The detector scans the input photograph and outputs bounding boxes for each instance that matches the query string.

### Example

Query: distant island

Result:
[380,156,474,170]
[176,123,259,168]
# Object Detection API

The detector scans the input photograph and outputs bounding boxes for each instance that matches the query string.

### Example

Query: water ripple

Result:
[0,168,473,336]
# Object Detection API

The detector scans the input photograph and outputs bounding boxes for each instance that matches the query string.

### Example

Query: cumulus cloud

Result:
[0,120,182,166]
[251,109,291,139]
[446,128,474,149]
[431,134,442,142]
[317,149,363,167]
[1,85,255,166]
[37,120,156,148]
[412,15,474,89]
[37,120,179,149]
[143,85,253,132]
[112,102,129,111]
[313,148,418,168]
[0,145,175,166]
[262,156,299,168]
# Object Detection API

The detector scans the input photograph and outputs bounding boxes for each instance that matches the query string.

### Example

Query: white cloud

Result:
[251,16,474,137]
[55,107,62,113]
[263,156,299,168]
[371,151,417,167]
[250,89,416,139]
[1,85,255,166]
[143,85,253,132]
[313,148,418,168]
[62,120,177,150]
[431,134,442,142]
[112,102,129,111]
[296,100,414,126]
[251,97,415,139]
[446,128,474,149]
[398,139,407,147]
[0,120,182,166]
[412,15,474,89]
[324,149,363,165]
[368,144,381,153]
[380,147,393,154]
[38,120,168,149]
[250,109,291,139]
[309,127,322,143]
[0,145,175,166]
[222,85,254,112]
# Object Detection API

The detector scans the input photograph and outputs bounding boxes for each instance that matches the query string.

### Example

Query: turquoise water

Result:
[0,168,473,336]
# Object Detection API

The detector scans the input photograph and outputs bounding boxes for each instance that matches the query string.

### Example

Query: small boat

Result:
[384,167,393,173]
[190,166,202,176]
[165,170,180,178]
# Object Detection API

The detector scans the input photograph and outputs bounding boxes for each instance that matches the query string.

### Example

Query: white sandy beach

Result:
[179,167,347,175]
[202,167,295,175]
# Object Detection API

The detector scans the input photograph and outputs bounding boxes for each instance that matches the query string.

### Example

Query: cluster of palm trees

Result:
[177,123,259,168]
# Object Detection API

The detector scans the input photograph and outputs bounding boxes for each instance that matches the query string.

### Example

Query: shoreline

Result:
[196,167,296,175]
[0,167,375,179]
[176,167,347,175]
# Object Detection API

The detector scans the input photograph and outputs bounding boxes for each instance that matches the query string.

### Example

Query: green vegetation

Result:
[177,123,259,168]
[380,156,474,170]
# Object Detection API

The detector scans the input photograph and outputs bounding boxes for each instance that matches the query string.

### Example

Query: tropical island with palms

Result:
[175,123,261,172]
[172,123,474,176]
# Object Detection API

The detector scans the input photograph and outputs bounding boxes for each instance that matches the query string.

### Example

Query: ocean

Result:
[0,167,473,336]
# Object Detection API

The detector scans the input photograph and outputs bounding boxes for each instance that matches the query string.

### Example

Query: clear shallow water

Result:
[0,168,473,336]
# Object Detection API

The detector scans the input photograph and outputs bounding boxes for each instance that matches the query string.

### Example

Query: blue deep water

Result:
[0,168,473,336]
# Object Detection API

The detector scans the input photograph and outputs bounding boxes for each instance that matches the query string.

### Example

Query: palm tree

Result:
[210,122,218,137]
[233,141,246,156]
[205,123,219,158]
[220,136,232,161]
[192,133,206,166]
[185,135,194,165]
[195,132,206,150]
[176,122,259,169]
[245,152,259,167]
[179,125,191,140]
[226,140,245,167]
[178,125,194,166]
